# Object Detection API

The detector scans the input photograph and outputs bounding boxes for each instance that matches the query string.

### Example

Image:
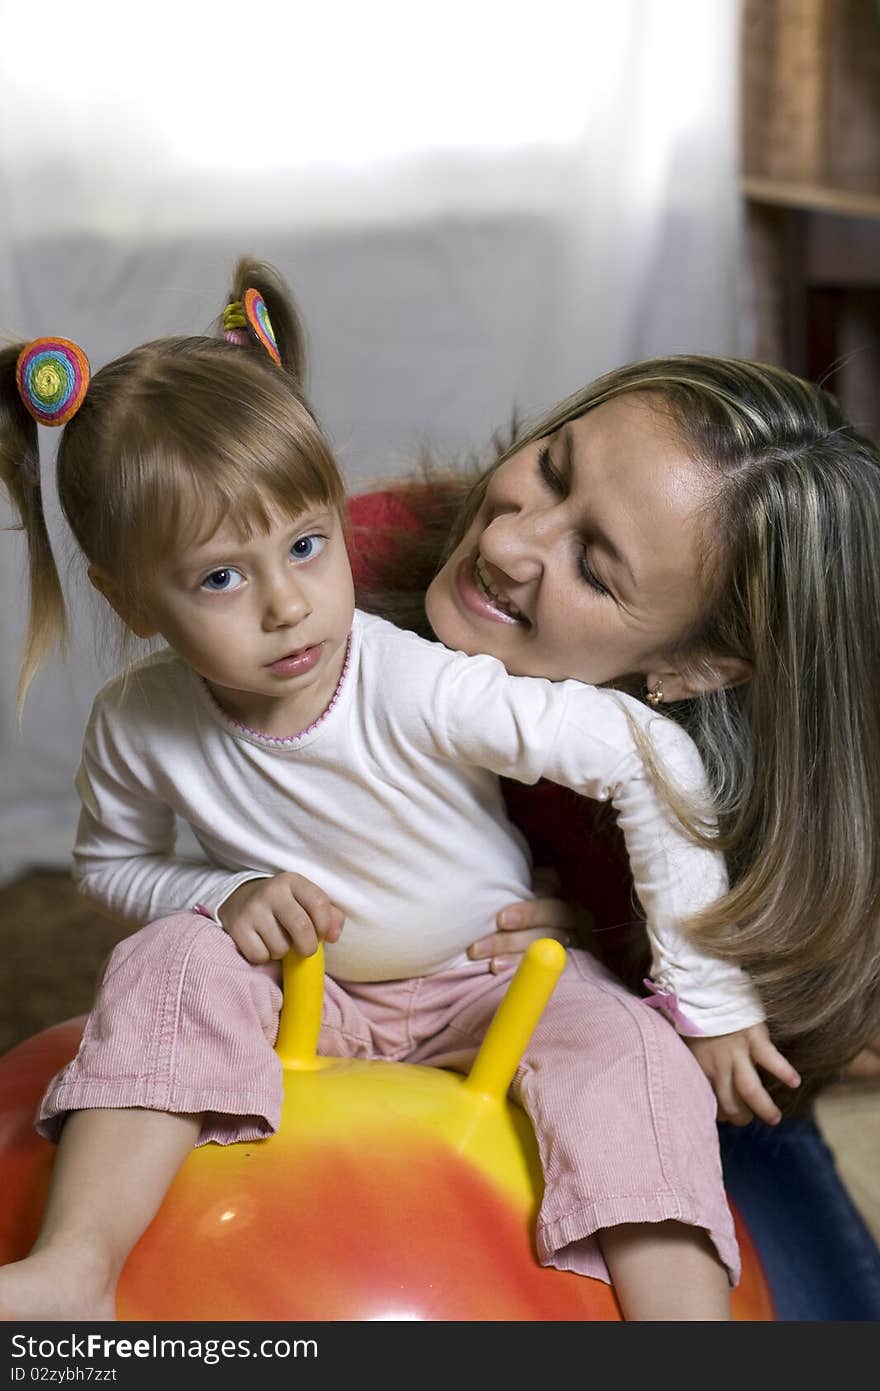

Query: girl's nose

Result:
[262,577,310,629]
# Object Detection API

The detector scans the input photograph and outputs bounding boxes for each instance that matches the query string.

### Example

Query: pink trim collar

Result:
[201,634,352,746]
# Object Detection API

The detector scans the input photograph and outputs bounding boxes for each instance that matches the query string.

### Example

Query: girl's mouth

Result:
[454,553,528,626]
[266,643,323,676]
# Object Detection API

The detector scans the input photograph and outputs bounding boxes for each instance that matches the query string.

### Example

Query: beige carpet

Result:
[2,869,879,1242]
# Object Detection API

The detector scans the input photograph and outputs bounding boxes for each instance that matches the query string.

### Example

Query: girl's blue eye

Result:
[290,534,326,561]
[201,568,243,593]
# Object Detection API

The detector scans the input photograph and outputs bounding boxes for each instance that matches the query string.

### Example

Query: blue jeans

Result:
[720,1114,880,1320]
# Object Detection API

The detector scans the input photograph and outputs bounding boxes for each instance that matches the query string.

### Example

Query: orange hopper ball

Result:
[0,943,774,1321]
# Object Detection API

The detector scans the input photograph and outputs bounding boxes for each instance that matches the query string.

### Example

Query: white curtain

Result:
[0,0,743,881]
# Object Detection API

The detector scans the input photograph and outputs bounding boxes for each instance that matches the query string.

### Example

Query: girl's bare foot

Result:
[0,1107,202,1323]
[0,1242,116,1321]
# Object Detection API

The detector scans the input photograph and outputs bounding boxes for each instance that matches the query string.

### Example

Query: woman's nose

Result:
[479,509,553,585]
[262,577,310,629]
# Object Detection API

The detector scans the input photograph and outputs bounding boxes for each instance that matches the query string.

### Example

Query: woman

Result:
[348,355,880,1318]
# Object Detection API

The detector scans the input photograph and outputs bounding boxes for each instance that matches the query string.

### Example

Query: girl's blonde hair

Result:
[0,259,345,711]
[369,357,880,1100]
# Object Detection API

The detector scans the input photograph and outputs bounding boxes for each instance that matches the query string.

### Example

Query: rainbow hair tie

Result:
[16,338,90,426]
[223,292,281,363]
[243,288,281,365]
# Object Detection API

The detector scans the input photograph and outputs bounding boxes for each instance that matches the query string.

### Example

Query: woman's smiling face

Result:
[425,393,717,690]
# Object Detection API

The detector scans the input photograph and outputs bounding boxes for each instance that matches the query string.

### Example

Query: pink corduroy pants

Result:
[36,912,739,1285]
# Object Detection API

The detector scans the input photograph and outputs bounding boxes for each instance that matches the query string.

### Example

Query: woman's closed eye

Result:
[536,446,612,599]
[537,444,565,498]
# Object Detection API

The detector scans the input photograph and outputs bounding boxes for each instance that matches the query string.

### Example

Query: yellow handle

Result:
[275,944,325,1070]
[463,938,567,1102]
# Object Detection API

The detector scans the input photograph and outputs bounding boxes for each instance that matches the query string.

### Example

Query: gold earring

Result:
[646,678,663,707]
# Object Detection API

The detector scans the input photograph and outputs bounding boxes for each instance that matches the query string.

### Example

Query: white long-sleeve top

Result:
[73,609,764,1036]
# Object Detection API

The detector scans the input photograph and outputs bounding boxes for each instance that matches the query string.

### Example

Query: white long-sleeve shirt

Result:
[73,609,764,1035]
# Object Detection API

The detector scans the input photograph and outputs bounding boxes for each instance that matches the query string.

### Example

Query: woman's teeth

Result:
[475,556,524,621]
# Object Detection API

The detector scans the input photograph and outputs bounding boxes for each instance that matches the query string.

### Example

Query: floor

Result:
[2,869,879,1244]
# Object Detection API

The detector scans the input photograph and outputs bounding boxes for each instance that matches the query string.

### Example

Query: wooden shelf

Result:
[742,176,880,221]
[740,3,880,439]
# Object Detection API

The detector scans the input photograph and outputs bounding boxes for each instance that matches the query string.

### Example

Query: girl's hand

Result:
[685,1023,801,1126]
[467,866,593,975]
[217,873,344,965]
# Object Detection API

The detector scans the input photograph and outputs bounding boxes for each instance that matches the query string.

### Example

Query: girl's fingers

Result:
[285,877,336,941]
[222,874,343,959]
[713,1070,753,1127]
[273,900,320,957]
[325,906,345,944]
[248,910,295,961]
[733,1057,781,1126]
[230,926,272,966]
[752,1036,801,1089]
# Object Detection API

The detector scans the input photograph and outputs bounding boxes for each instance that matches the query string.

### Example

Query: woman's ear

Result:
[646,656,753,703]
[87,565,159,640]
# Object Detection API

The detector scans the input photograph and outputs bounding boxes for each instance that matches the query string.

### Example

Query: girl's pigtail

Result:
[227,257,309,387]
[0,344,68,715]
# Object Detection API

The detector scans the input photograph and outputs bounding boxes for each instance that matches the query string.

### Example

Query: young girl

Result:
[0,261,800,1322]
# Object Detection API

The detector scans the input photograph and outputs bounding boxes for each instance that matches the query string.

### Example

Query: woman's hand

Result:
[685,1023,801,1126]
[467,867,593,974]
[218,873,345,965]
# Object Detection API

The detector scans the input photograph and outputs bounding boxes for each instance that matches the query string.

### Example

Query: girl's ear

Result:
[87,565,159,640]
[646,656,753,703]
